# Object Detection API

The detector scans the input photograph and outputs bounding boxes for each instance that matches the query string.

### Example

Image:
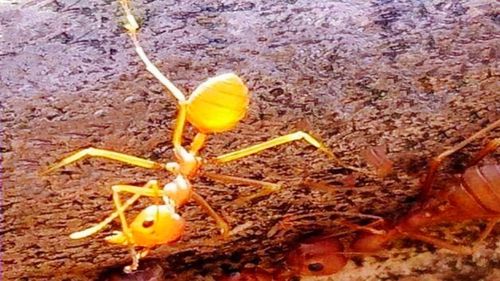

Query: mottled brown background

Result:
[1,0,499,280]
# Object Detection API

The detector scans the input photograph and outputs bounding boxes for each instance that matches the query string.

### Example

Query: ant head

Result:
[187,73,249,133]
[286,236,347,276]
[129,205,185,247]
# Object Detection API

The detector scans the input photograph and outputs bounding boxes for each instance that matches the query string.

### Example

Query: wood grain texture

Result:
[1,0,499,280]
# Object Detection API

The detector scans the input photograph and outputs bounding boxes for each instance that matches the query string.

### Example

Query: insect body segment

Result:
[351,120,500,255]
[187,73,250,133]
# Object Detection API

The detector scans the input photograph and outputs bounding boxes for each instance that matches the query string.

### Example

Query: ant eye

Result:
[142,220,154,228]
[308,263,324,272]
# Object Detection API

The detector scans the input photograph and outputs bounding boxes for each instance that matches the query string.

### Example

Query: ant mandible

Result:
[43,0,360,272]
[351,119,500,254]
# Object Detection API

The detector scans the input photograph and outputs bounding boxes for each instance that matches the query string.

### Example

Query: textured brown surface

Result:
[1,0,499,280]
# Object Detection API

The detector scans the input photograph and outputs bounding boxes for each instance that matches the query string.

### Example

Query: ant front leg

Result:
[421,119,500,199]
[70,180,162,239]
[213,131,366,173]
[110,181,173,272]
[69,180,167,272]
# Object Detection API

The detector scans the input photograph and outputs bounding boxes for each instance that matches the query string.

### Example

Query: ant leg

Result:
[126,248,151,274]
[405,230,474,254]
[213,131,367,173]
[338,219,388,235]
[70,193,141,239]
[191,191,230,238]
[468,138,500,167]
[111,184,139,272]
[421,119,500,198]
[118,0,186,102]
[408,221,498,254]
[214,131,332,162]
[111,181,170,273]
[471,219,499,251]
[118,0,191,150]
[202,172,281,205]
[70,181,162,239]
[43,147,163,174]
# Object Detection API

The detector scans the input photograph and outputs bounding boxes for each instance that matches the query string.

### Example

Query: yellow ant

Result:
[43,0,363,273]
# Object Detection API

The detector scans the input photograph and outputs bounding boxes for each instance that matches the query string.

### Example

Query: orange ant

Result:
[351,119,500,254]
[218,209,386,281]
[218,235,348,281]
[43,0,360,273]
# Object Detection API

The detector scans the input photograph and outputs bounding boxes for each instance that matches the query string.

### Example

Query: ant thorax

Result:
[172,146,201,177]
[163,175,193,207]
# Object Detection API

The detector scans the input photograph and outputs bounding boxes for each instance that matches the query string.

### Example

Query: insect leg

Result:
[70,193,141,239]
[111,183,139,272]
[405,230,474,254]
[43,147,164,174]
[338,219,387,235]
[118,0,186,102]
[421,119,500,199]
[202,172,280,205]
[69,181,162,239]
[191,191,230,238]
[212,131,365,173]
[468,138,500,167]
[472,218,499,250]
[111,181,170,273]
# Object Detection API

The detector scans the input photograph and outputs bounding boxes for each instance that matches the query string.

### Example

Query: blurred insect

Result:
[219,236,348,281]
[43,0,359,272]
[351,119,500,254]
[361,145,393,178]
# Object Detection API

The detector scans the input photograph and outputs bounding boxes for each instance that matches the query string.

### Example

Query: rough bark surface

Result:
[1,0,499,280]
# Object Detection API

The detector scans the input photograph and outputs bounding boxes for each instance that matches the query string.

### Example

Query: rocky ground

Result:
[1,0,499,280]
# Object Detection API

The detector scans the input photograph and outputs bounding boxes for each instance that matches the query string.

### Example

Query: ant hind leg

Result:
[191,191,230,238]
[118,0,186,102]
[213,131,368,173]
[202,172,281,205]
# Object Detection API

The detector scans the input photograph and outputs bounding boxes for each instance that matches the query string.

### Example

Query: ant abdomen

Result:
[187,73,250,133]
[459,165,500,213]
